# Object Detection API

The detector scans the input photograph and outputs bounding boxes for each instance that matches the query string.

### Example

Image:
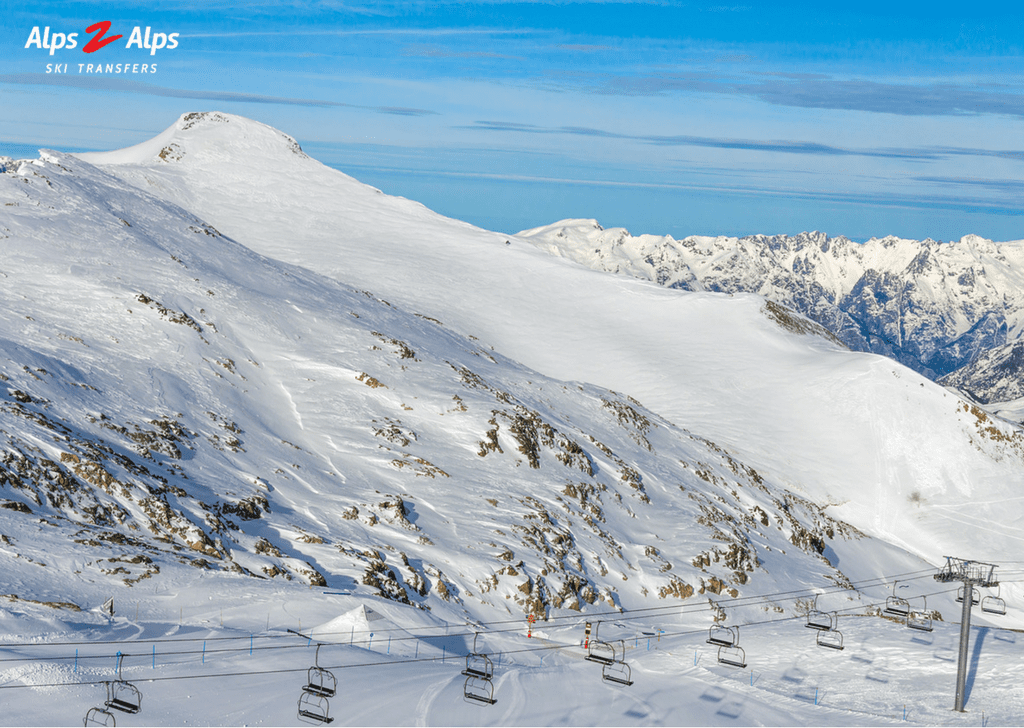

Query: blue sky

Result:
[4,2,1024,241]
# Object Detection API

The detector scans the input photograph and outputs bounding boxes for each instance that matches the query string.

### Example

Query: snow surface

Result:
[0,112,1018,726]
[82,113,1024,570]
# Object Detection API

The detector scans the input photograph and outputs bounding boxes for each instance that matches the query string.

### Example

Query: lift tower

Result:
[933,556,999,712]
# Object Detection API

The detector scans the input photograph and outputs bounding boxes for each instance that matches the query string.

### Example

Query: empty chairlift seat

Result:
[304,645,337,699]
[602,657,634,687]
[816,629,844,650]
[717,644,747,668]
[463,675,497,705]
[885,581,911,617]
[104,681,142,715]
[297,692,334,725]
[463,634,495,680]
[706,625,738,648]
[982,586,1007,616]
[907,597,934,632]
[585,622,618,665]
[956,586,980,606]
[103,655,141,716]
[84,707,117,727]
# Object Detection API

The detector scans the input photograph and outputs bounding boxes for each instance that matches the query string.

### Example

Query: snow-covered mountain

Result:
[1,113,1022,725]
[516,220,1024,387]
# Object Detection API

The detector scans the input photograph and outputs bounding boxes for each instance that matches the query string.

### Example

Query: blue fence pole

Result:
[250,634,253,656]
[74,649,78,673]
[202,641,206,665]
[369,632,374,651]
[387,636,391,654]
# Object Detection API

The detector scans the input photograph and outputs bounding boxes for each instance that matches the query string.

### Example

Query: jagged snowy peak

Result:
[518,219,1024,380]
[940,340,1024,408]
[67,113,1024,589]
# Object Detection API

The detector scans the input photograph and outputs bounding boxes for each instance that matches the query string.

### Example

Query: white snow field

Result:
[81,112,1024,573]
[0,112,1018,726]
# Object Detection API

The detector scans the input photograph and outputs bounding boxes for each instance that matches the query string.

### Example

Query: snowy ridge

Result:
[517,219,1024,382]
[0,113,1020,725]
[0,146,910,620]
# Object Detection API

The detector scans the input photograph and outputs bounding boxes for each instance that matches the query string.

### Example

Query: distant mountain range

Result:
[517,221,1024,410]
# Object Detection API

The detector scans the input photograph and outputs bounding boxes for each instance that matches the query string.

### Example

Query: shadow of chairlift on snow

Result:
[717,698,745,719]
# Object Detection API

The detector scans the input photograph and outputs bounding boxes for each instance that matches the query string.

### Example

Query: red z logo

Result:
[82,21,122,53]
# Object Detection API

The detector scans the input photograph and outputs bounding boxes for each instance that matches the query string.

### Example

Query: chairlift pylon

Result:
[84,707,116,727]
[981,585,1007,616]
[303,644,337,699]
[297,692,334,725]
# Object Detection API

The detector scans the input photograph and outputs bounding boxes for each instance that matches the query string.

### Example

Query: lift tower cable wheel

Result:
[934,556,999,713]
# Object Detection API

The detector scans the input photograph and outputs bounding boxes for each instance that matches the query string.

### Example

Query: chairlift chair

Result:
[805,596,835,631]
[706,624,738,648]
[806,608,836,632]
[463,634,495,680]
[956,586,980,605]
[297,692,334,725]
[104,656,141,715]
[816,629,844,650]
[463,675,497,705]
[716,644,747,668]
[981,585,1007,616]
[907,597,934,632]
[84,707,116,727]
[602,655,634,687]
[303,644,337,699]
[585,622,618,665]
[885,581,911,617]
[105,681,142,715]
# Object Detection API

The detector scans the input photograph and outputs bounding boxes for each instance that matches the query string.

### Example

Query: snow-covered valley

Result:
[0,112,1021,726]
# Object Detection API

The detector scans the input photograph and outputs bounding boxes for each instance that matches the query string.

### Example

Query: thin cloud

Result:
[0,74,437,116]
[594,72,1024,118]
[462,120,942,160]
[329,162,1024,217]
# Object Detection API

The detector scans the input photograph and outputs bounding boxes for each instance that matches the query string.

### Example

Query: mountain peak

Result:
[76,111,308,167]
